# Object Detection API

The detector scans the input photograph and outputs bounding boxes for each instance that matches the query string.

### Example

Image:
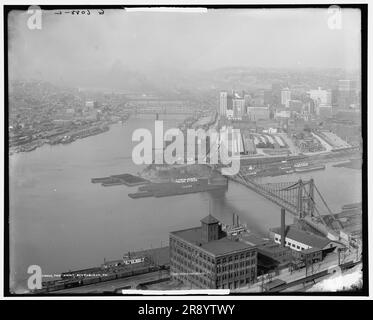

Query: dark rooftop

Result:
[202,237,253,256]
[301,247,322,254]
[200,214,220,225]
[171,226,254,257]
[258,242,290,254]
[171,226,202,245]
[239,232,271,247]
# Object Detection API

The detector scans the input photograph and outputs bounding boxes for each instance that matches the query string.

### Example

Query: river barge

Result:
[294,164,326,173]
[129,175,228,199]
[91,173,149,186]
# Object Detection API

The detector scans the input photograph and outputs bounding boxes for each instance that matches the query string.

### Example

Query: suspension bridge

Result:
[207,133,343,240]
[225,171,342,240]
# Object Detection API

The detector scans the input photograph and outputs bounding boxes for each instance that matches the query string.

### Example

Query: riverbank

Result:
[9,121,114,155]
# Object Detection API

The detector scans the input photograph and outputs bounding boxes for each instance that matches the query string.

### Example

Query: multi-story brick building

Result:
[169,215,257,289]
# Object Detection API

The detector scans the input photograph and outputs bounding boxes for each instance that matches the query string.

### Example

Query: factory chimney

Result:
[281,208,286,247]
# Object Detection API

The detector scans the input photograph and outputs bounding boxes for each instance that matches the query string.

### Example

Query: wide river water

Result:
[9,117,362,291]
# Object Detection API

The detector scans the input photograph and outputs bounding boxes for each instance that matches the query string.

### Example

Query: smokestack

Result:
[281,208,286,247]
[237,215,240,226]
[232,213,235,227]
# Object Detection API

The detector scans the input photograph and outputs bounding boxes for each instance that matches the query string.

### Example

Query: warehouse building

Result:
[269,208,345,267]
[239,231,293,274]
[169,215,257,289]
[270,224,344,256]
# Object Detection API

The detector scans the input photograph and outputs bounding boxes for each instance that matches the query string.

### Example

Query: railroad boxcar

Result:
[100,274,117,282]
[82,277,101,285]
[47,282,66,292]
[117,270,132,279]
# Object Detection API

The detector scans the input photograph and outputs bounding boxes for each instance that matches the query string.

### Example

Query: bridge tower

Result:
[297,179,303,218]
[296,178,315,219]
[307,178,315,217]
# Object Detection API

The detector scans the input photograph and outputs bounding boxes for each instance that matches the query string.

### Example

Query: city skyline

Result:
[8,8,361,87]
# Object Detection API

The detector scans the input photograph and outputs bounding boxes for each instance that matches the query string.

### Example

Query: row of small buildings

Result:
[169,209,345,289]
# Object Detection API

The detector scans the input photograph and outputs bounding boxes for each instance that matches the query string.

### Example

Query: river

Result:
[9,118,362,291]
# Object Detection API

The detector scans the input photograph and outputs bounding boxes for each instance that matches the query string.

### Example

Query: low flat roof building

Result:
[170,215,257,289]
[239,232,293,273]
[270,225,344,253]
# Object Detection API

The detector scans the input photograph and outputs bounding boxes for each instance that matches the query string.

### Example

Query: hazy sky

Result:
[8,8,361,84]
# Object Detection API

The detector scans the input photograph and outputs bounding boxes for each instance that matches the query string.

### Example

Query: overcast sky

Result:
[8,8,361,84]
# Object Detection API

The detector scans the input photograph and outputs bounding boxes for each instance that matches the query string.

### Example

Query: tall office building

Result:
[220,91,234,118]
[244,94,253,109]
[232,98,245,118]
[304,98,316,114]
[219,91,228,116]
[308,87,332,105]
[281,88,291,108]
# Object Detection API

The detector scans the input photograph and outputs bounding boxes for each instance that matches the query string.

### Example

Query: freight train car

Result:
[100,274,117,282]
[47,282,67,292]
[81,277,101,285]
[64,279,81,288]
